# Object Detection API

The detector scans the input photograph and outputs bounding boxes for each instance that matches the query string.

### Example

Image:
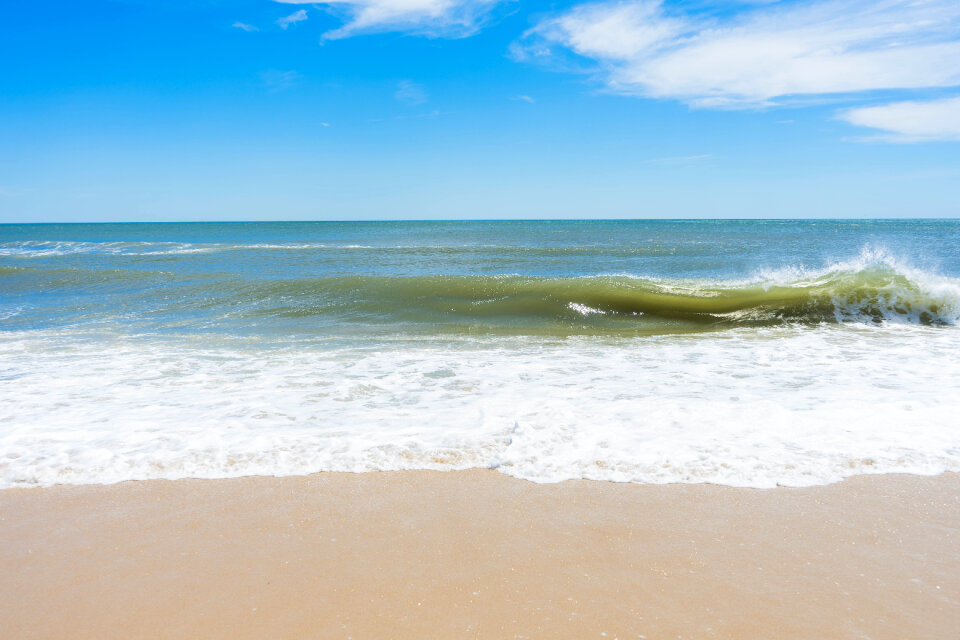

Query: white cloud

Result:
[261,70,301,91]
[512,94,535,103]
[839,96,960,142]
[277,9,308,30]
[274,0,504,39]
[233,21,260,32]
[517,0,960,108]
[395,80,428,105]
[646,153,713,164]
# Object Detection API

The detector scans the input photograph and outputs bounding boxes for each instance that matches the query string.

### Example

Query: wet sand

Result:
[1,469,958,639]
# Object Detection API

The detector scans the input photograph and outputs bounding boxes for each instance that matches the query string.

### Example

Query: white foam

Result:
[2,325,960,489]
[0,241,493,256]
[567,302,606,315]
[0,241,205,256]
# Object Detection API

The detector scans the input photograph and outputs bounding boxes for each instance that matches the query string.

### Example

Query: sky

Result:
[1,0,959,222]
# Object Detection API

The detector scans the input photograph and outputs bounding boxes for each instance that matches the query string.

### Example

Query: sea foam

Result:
[2,324,959,489]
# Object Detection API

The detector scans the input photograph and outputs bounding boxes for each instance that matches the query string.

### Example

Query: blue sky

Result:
[1,0,959,221]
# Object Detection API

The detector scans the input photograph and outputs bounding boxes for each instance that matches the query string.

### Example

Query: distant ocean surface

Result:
[2,220,960,488]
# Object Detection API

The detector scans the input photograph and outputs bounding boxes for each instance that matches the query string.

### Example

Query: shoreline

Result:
[2,469,958,639]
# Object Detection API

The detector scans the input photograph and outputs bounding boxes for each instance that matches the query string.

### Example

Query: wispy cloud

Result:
[512,94,536,103]
[274,0,505,40]
[645,153,713,165]
[369,109,444,123]
[261,70,301,91]
[277,9,308,30]
[232,21,259,32]
[515,0,960,109]
[394,80,428,105]
[839,96,960,142]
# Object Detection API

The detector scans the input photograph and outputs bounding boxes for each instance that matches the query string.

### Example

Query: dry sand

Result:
[1,469,958,639]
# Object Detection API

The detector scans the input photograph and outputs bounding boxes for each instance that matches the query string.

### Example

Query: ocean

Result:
[2,219,959,488]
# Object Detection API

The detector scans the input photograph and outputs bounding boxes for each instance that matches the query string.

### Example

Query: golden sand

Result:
[1,470,958,639]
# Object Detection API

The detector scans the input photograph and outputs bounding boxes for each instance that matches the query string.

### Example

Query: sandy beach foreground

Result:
[2,470,958,639]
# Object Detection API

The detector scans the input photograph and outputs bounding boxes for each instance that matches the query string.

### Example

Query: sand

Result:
[1,469,958,639]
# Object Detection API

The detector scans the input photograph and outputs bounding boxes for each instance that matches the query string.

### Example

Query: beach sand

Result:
[1,469,958,639]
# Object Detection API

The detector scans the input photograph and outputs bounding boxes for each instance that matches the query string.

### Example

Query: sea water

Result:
[2,220,959,488]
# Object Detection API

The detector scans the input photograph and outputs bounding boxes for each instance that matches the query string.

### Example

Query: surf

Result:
[2,257,958,335]
[197,254,960,330]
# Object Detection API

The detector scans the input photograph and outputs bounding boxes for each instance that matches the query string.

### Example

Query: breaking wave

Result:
[3,249,958,333]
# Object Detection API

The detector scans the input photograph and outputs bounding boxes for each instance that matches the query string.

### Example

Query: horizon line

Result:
[2,217,959,225]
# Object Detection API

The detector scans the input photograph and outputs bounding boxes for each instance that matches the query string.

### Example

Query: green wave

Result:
[238,266,958,329]
[4,263,957,334]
